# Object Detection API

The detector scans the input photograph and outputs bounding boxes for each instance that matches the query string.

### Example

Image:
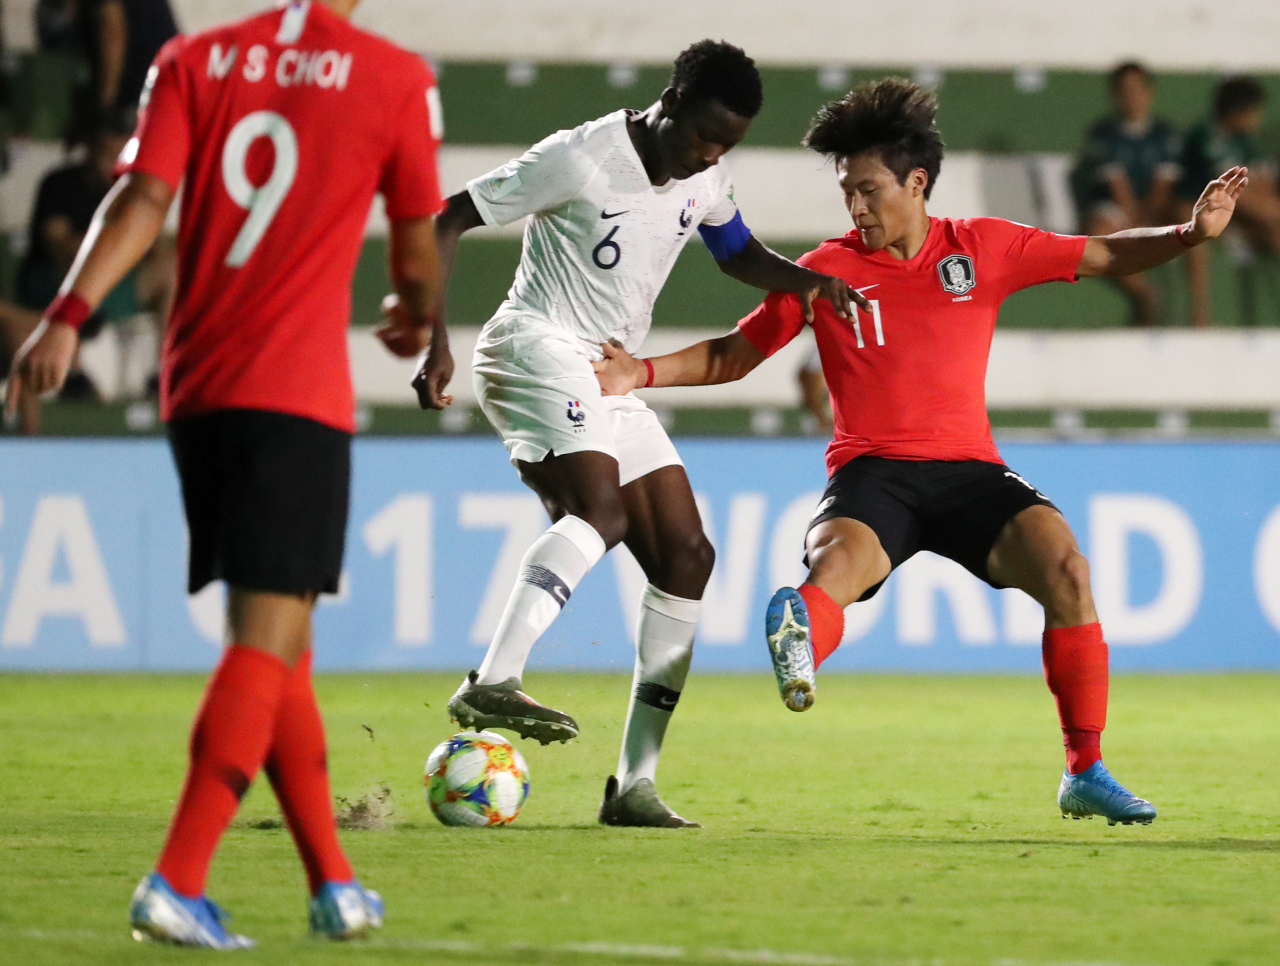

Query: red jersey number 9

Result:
[221,111,299,268]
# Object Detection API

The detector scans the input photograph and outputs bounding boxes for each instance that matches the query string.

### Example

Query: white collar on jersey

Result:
[276,0,311,45]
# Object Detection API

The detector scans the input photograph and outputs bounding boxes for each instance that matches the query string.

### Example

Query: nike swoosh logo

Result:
[601,209,628,219]
[658,696,677,707]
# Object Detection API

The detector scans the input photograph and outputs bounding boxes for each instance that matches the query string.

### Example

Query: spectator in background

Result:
[36,0,83,54]
[12,107,169,407]
[1071,62,1182,326]
[797,344,833,436]
[88,0,178,111]
[1179,76,1280,327]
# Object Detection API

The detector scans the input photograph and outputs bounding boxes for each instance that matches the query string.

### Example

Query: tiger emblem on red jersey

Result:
[937,254,976,295]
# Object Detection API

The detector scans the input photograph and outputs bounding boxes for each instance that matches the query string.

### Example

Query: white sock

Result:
[616,583,700,794]
[475,515,607,685]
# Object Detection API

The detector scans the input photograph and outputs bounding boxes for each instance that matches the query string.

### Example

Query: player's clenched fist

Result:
[592,341,646,396]
[376,293,432,359]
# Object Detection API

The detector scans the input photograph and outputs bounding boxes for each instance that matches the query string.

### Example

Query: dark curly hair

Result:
[1109,60,1151,90]
[1214,75,1265,121]
[803,78,945,200]
[670,40,763,119]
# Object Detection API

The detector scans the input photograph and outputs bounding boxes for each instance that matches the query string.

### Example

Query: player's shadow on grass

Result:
[926,836,1280,852]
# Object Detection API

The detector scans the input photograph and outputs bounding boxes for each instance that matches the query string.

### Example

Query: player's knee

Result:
[1049,548,1094,614]
[674,530,715,585]
[576,499,628,549]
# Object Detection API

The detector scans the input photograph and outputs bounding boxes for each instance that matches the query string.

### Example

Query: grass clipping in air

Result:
[335,782,394,830]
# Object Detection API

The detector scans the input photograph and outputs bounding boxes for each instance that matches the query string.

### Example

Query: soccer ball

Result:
[424,730,530,827]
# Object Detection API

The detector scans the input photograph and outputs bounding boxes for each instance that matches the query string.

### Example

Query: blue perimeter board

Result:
[1,437,1278,672]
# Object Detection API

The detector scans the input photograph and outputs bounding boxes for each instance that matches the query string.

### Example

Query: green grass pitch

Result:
[2,671,1278,966]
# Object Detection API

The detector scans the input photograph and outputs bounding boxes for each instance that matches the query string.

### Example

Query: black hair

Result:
[803,77,945,200]
[1109,61,1151,90]
[1214,75,1265,121]
[670,40,763,119]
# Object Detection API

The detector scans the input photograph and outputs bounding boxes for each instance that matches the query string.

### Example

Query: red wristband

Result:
[45,291,92,331]
[1175,223,1198,248]
[641,358,655,388]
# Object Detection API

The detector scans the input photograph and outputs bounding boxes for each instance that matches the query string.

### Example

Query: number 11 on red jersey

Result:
[852,296,884,349]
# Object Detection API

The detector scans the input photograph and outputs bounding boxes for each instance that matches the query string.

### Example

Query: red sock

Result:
[1042,622,1108,775]
[264,650,354,895]
[798,584,844,669]
[156,646,290,897]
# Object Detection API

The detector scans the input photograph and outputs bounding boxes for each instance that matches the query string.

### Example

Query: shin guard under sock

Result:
[798,584,845,669]
[476,515,607,685]
[265,650,354,895]
[1042,622,1108,775]
[156,645,289,897]
[616,584,699,793]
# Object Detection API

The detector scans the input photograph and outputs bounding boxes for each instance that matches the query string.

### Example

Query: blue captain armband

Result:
[698,211,752,262]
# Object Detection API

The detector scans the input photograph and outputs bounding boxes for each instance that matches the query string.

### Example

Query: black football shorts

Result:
[808,456,1057,601]
[168,408,351,596]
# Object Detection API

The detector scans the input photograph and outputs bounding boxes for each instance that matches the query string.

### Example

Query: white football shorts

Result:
[472,313,682,487]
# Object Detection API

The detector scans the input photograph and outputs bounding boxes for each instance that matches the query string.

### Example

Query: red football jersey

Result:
[738,217,1086,475]
[121,1,443,431]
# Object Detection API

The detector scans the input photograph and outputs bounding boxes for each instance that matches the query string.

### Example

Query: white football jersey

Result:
[467,110,740,355]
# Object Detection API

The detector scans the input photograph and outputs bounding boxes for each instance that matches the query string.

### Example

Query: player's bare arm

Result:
[1078,166,1247,277]
[404,191,485,409]
[716,235,867,321]
[5,171,172,416]
[593,330,765,396]
[379,215,453,408]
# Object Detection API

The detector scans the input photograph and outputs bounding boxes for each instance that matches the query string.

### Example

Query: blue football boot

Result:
[129,872,254,948]
[1057,761,1158,825]
[309,880,384,940]
[765,587,816,712]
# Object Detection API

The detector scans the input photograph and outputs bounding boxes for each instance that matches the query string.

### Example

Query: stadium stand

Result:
[3,0,1280,434]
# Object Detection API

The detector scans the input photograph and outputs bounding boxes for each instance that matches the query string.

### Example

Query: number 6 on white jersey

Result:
[221,111,299,268]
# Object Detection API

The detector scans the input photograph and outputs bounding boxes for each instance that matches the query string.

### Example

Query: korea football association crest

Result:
[937,254,976,296]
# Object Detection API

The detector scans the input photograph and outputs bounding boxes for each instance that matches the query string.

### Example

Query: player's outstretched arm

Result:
[593,331,766,396]
[1077,166,1247,278]
[714,236,869,322]
[5,172,172,417]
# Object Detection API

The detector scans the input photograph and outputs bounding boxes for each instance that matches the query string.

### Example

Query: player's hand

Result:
[4,319,78,420]
[593,341,645,396]
[412,339,454,410]
[800,274,871,324]
[1187,166,1248,243]
[376,293,432,359]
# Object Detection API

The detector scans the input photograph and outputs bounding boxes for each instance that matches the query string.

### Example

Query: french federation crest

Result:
[936,254,976,295]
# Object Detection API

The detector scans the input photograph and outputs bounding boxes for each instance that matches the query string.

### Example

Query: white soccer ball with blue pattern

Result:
[425,730,530,827]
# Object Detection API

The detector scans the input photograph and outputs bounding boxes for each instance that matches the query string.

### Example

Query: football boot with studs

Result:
[447,670,579,745]
[308,880,384,940]
[765,587,817,712]
[598,776,700,828]
[129,872,254,949]
[1058,761,1157,825]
